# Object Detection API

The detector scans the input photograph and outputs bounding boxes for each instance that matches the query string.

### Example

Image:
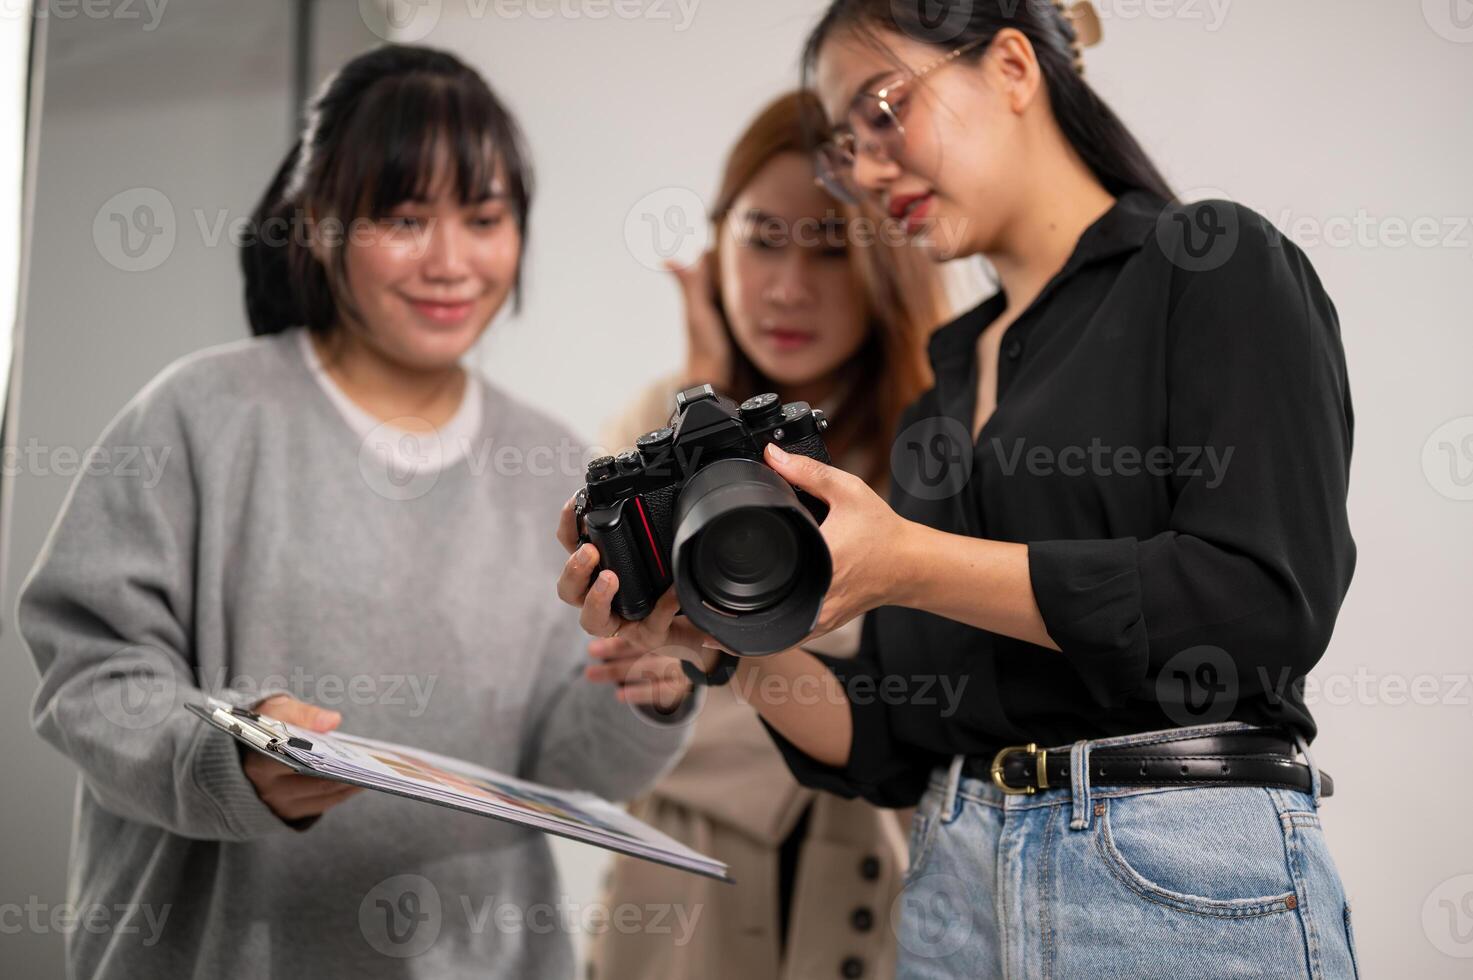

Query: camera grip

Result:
[585,501,659,622]
[779,430,832,524]
[781,430,831,467]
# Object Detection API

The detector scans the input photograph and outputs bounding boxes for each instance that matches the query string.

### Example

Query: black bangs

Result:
[325,67,533,226]
[243,44,538,335]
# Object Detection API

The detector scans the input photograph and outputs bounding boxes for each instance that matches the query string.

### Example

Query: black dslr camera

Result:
[574,385,833,656]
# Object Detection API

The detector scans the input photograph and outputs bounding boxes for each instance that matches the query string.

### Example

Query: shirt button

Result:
[858,856,881,881]
[840,957,866,978]
[851,907,875,932]
[1004,337,1023,360]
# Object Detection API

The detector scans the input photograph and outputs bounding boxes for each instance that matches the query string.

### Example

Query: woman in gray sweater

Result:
[18,45,692,980]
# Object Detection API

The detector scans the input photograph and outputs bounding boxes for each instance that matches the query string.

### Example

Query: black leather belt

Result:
[963,729,1333,798]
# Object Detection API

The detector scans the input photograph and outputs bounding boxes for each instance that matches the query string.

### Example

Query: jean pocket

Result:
[902,786,943,887]
[1095,787,1299,918]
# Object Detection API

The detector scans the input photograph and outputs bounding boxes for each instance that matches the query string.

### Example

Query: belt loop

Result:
[1068,739,1093,831]
[941,754,965,823]
[1292,732,1322,809]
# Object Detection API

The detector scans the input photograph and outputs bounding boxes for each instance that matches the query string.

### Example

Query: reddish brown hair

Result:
[708,90,948,490]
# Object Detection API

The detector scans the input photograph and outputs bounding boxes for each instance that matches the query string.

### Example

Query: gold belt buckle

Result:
[990,742,1049,796]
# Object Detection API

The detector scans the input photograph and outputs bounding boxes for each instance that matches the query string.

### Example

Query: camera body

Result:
[575,384,833,655]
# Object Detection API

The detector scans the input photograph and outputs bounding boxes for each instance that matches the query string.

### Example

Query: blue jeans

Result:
[895,722,1360,979]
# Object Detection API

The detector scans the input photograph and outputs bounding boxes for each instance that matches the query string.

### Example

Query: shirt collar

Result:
[928,189,1168,365]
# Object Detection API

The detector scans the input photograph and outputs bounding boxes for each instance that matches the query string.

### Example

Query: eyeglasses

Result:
[813,35,990,206]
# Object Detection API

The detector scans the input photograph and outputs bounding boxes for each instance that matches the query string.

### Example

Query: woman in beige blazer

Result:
[586,91,948,980]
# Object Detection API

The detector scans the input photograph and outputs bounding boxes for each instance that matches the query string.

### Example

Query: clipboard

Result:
[187,697,732,883]
[188,699,319,761]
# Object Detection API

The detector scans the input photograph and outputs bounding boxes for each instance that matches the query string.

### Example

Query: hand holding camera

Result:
[557,384,914,694]
[553,520,718,708]
[574,384,835,656]
[755,441,911,639]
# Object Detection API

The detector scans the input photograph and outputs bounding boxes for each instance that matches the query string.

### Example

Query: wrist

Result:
[731,650,777,701]
[886,518,932,610]
[733,652,759,688]
[682,648,738,689]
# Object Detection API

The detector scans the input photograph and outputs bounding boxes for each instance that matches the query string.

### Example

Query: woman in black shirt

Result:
[558,2,1359,974]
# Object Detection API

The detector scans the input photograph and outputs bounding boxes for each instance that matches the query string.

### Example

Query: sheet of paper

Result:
[192,701,727,880]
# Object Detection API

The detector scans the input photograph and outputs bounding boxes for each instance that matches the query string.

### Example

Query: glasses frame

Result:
[814,34,991,205]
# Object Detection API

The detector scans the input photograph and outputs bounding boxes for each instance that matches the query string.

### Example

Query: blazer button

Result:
[1004,337,1023,360]
[858,855,881,881]
[851,907,875,932]
[840,956,866,978]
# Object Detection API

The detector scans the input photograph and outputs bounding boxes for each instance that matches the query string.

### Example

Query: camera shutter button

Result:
[636,427,674,455]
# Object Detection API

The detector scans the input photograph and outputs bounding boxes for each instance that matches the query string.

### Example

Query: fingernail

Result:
[766,443,789,463]
[597,572,615,592]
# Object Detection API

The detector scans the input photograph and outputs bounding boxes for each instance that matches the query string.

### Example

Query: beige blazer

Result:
[586,377,910,980]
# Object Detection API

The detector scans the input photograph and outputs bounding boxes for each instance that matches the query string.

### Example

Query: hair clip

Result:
[1064,0,1104,48]
[1052,0,1103,74]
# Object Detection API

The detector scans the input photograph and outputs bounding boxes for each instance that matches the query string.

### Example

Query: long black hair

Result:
[241,44,534,337]
[801,0,1173,202]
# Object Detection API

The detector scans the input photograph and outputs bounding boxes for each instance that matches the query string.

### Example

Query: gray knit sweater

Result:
[18,328,695,979]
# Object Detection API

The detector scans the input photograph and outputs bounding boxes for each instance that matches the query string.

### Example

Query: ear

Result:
[304,206,331,267]
[986,28,1044,115]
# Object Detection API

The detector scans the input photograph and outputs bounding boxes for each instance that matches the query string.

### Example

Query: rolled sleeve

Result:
[1027,537,1148,707]
[1027,204,1356,709]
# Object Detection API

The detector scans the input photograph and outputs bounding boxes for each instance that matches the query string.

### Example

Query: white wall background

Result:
[2,0,1470,976]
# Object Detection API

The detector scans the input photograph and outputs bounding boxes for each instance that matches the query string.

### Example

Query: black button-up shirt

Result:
[766,191,1357,807]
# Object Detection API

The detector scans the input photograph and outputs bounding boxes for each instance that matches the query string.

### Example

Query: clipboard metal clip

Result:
[204,696,315,752]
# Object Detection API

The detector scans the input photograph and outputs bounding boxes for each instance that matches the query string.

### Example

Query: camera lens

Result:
[671,457,832,656]
[691,508,800,612]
